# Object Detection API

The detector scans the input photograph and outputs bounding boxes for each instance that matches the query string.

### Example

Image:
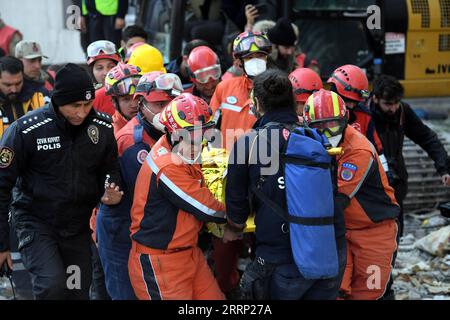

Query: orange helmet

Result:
[187,46,221,84]
[303,89,348,137]
[160,93,214,134]
[327,65,369,102]
[289,68,323,103]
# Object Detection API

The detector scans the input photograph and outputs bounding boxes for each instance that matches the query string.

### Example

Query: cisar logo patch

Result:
[0,147,14,168]
[341,162,357,181]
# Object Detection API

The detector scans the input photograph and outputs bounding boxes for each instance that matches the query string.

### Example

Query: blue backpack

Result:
[251,123,339,279]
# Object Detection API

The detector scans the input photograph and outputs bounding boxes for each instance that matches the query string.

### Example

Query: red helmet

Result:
[134,72,183,102]
[289,68,323,103]
[105,62,143,96]
[187,46,221,84]
[303,89,348,137]
[87,40,121,66]
[327,65,369,102]
[160,93,214,134]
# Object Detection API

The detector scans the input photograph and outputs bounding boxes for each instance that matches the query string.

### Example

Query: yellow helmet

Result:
[128,44,166,74]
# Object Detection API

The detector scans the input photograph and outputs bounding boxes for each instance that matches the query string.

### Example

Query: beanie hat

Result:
[267,18,297,46]
[52,63,95,106]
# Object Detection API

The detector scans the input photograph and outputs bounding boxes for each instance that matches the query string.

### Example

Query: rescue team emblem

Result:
[87,125,99,144]
[137,149,148,164]
[0,147,14,168]
[341,162,357,181]
[226,96,237,105]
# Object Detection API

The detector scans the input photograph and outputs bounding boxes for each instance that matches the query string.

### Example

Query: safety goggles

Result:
[331,74,370,99]
[192,64,222,84]
[136,73,183,97]
[236,36,271,55]
[110,76,141,96]
[307,117,347,137]
[87,40,117,58]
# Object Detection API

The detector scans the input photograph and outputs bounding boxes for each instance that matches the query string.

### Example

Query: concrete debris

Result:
[394,211,450,300]
[415,225,450,257]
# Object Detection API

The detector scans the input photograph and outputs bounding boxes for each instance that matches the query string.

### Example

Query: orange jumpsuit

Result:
[128,136,226,300]
[209,75,256,151]
[337,126,400,300]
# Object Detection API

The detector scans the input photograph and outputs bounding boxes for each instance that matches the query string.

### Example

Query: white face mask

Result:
[151,112,166,132]
[327,134,343,148]
[244,58,267,77]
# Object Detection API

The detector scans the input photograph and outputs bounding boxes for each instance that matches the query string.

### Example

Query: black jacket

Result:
[370,101,450,202]
[0,102,121,251]
[226,110,345,264]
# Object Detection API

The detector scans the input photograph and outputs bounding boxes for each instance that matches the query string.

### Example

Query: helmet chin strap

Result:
[176,150,201,164]
[112,97,131,121]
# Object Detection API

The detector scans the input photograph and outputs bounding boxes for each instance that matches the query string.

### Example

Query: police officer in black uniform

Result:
[0,63,123,300]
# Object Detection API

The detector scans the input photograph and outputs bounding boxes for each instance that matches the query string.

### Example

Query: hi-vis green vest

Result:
[82,0,119,16]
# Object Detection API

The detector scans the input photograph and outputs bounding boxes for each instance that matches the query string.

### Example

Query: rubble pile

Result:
[393,211,450,300]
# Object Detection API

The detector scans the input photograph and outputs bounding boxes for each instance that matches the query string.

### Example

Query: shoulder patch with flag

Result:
[341,162,357,181]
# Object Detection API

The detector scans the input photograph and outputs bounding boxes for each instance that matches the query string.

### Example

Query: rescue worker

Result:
[0,63,123,299]
[128,93,226,300]
[209,31,272,297]
[128,43,166,74]
[96,71,181,299]
[210,31,272,151]
[327,64,389,173]
[15,40,54,93]
[223,70,346,300]
[289,67,323,116]
[88,40,122,116]
[80,0,129,47]
[0,14,22,56]
[304,89,400,300]
[104,62,142,134]
[369,74,450,236]
[0,56,45,138]
[165,39,211,88]
[186,46,222,104]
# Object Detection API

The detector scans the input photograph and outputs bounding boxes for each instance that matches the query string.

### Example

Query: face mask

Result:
[244,58,267,77]
[151,112,166,132]
[326,134,343,148]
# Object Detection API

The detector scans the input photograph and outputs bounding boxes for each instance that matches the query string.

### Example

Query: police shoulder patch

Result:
[21,114,53,135]
[95,111,113,123]
[0,147,14,168]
